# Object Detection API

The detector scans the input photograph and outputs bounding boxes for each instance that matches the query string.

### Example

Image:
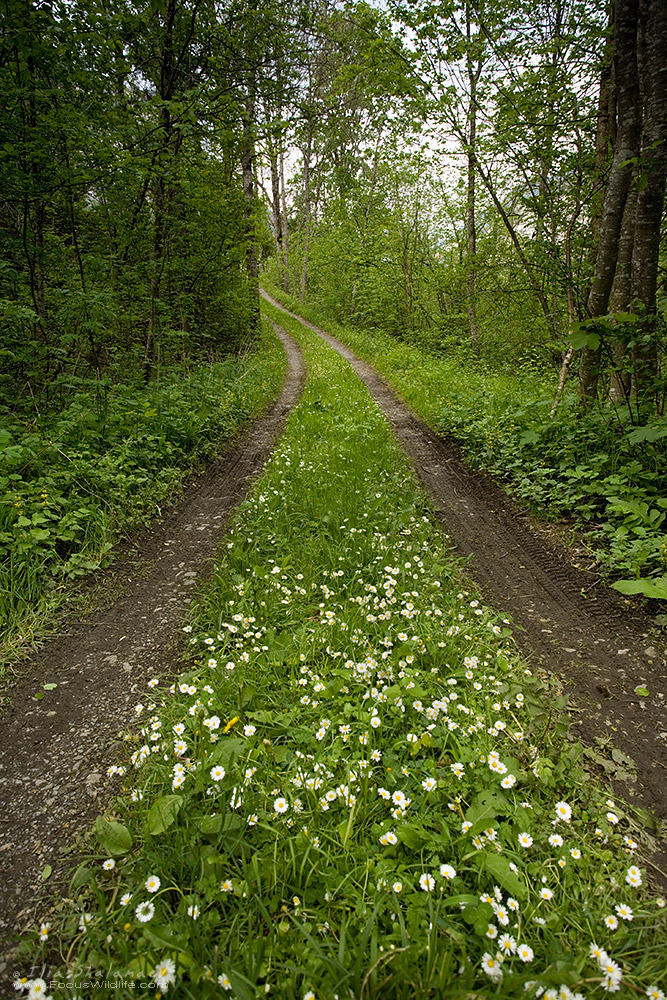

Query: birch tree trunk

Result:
[465,5,482,347]
[300,122,313,300]
[279,151,290,294]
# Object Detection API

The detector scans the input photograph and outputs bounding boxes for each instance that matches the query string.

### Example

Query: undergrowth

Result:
[15,307,666,999]
[262,283,667,604]
[0,324,287,663]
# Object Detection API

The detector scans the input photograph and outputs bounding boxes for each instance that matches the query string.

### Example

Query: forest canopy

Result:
[1,0,666,621]
[1,0,665,412]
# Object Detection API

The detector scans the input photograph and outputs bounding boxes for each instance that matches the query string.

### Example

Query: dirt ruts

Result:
[262,291,667,860]
[0,326,304,971]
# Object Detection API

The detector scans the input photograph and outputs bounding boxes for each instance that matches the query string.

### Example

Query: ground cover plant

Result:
[262,283,667,603]
[0,325,286,661]
[14,311,666,999]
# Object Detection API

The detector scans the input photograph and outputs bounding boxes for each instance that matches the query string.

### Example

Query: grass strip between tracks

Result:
[16,309,666,1000]
[261,282,667,595]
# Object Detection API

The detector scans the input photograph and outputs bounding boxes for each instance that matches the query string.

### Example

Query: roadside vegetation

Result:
[0,326,286,665]
[263,283,667,604]
[16,311,666,1000]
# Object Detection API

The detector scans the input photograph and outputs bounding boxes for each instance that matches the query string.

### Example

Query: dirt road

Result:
[262,291,667,859]
[0,326,304,970]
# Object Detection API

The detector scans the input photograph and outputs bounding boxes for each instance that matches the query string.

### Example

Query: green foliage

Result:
[264,282,667,592]
[20,307,666,998]
[0,324,286,651]
[612,576,667,601]
[95,817,133,857]
[0,0,297,411]
[278,148,554,368]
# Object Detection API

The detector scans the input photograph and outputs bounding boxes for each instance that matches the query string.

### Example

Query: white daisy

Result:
[152,957,176,994]
[136,901,155,923]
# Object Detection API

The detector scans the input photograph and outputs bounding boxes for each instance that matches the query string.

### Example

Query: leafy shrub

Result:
[0,324,286,642]
[263,282,667,589]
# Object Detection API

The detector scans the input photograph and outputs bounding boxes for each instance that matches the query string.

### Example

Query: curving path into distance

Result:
[261,291,667,862]
[0,326,305,971]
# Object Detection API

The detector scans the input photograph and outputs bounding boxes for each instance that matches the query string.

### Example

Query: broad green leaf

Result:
[142,924,191,957]
[209,736,245,768]
[480,852,527,901]
[70,863,93,890]
[569,327,600,351]
[440,894,478,908]
[465,789,508,833]
[397,824,427,850]
[611,576,667,600]
[95,817,132,856]
[146,795,183,836]
[626,423,667,445]
[197,813,223,836]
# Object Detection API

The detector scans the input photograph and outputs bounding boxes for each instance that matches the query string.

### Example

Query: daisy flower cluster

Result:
[20,324,666,998]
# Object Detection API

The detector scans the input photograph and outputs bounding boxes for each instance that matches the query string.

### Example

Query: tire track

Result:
[261,291,667,845]
[0,326,305,968]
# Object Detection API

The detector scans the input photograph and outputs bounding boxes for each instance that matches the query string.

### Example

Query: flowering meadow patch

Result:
[16,315,666,998]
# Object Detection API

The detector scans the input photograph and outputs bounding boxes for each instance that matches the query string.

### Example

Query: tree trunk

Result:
[465,6,481,347]
[630,0,667,409]
[608,183,637,403]
[279,151,290,294]
[268,146,283,271]
[26,49,49,336]
[590,3,616,242]
[242,78,260,334]
[300,123,313,300]
[579,0,642,404]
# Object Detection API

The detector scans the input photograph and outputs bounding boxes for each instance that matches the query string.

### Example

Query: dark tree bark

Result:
[608,183,637,403]
[630,0,667,408]
[579,0,642,404]
[242,77,260,334]
[590,3,616,242]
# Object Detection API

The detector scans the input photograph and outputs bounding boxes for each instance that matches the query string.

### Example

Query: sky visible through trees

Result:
[2,3,667,997]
